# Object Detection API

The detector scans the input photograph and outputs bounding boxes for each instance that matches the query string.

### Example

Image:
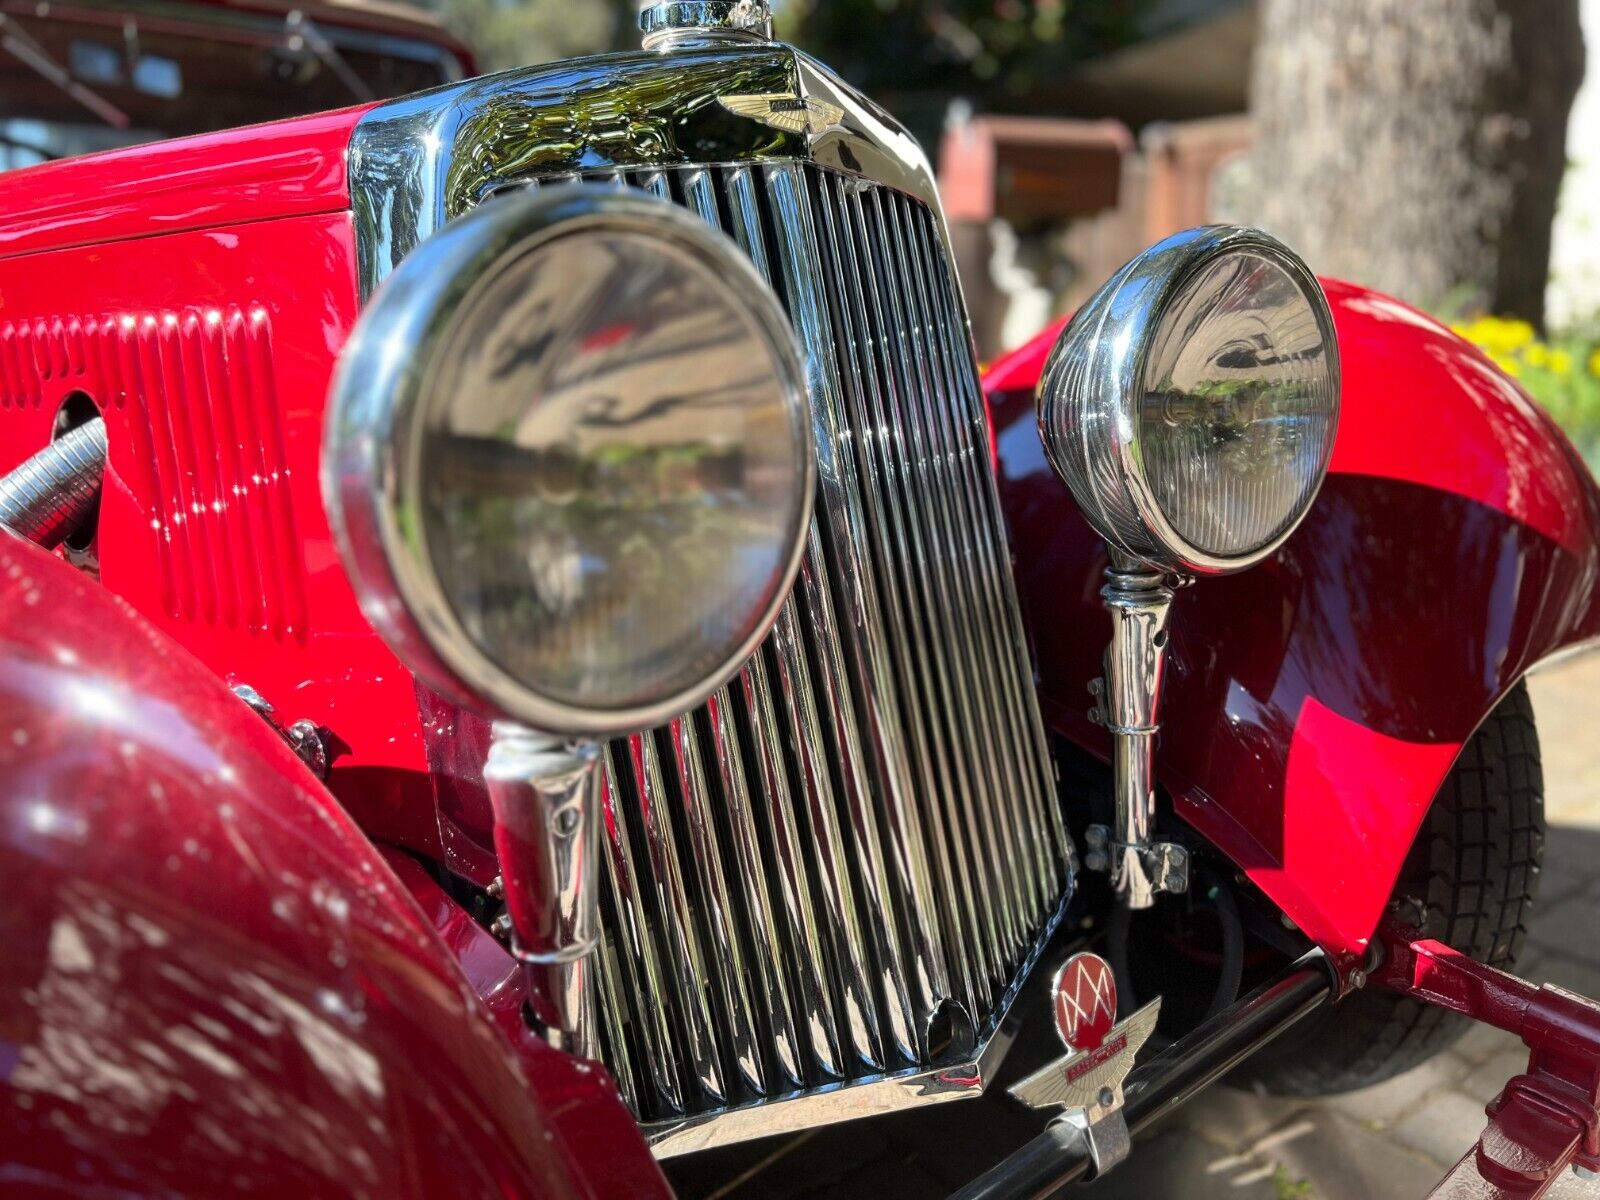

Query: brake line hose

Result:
[1108,864,1246,1045]
[0,417,106,548]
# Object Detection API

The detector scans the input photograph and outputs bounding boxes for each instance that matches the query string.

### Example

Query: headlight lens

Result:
[325,186,814,735]
[1037,226,1339,574]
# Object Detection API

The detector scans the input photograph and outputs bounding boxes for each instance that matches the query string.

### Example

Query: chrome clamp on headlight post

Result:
[323,185,814,1056]
[1088,554,1186,909]
[483,728,605,1059]
[1038,225,1341,910]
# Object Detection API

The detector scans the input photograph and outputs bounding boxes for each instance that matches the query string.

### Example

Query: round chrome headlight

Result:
[324,186,814,736]
[1037,225,1339,575]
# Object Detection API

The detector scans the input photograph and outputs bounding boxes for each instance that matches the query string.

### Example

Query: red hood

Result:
[0,103,372,261]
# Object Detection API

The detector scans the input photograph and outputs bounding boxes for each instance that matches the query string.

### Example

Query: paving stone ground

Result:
[1079,654,1600,1200]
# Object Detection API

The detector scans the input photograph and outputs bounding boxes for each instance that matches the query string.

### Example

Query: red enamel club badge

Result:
[1017,947,1158,1126]
[1014,951,1159,1176]
[1053,953,1118,1051]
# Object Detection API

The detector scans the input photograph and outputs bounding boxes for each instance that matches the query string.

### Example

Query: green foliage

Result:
[1454,315,1600,466]
[432,0,1148,102]
[419,0,1151,155]
[438,0,637,73]
[424,0,1147,131]
[777,0,1145,105]
[1271,1167,1315,1200]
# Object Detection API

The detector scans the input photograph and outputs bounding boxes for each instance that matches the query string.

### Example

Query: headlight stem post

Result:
[1086,551,1190,909]
[484,722,604,1062]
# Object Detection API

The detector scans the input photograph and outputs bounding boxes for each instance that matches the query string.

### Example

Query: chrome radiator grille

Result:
[515,163,1070,1137]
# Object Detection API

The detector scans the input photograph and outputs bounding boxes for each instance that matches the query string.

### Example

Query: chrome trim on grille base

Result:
[647,895,1069,1157]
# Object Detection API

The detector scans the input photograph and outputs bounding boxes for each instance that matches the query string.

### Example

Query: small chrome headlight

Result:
[324,186,814,735]
[1037,225,1339,575]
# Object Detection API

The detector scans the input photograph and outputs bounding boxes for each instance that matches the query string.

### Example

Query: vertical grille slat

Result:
[555,162,1069,1129]
[598,754,686,1114]
[663,715,767,1097]
[594,773,644,1115]
[904,202,1074,876]
[625,734,727,1105]
[633,169,672,201]
[702,688,806,1091]
[873,188,1042,943]
[593,925,641,1113]
[811,172,991,1015]
[737,645,846,1081]
[723,166,775,279]
[681,167,720,226]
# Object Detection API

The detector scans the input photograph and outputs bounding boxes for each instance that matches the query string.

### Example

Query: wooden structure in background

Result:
[938,111,1254,356]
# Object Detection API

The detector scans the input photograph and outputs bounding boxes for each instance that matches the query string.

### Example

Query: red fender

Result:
[0,536,669,1199]
[985,280,1600,963]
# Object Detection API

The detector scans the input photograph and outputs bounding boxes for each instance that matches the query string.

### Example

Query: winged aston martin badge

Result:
[718,92,846,139]
[1010,953,1160,1176]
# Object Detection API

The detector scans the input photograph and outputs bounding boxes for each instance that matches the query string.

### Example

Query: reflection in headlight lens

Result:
[1137,251,1338,558]
[419,224,810,715]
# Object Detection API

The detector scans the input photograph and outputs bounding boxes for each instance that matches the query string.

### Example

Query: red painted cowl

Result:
[0,535,668,1199]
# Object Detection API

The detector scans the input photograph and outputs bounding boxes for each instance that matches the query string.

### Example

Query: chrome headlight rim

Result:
[323,184,816,736]
[1037,224,1341,576]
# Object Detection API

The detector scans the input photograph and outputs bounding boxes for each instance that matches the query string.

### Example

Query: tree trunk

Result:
[1249,0,1584,327]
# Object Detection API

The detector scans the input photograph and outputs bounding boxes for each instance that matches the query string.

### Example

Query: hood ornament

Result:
[641,0,773,49]
[1011,952,1160,1176]
[718,92,845,140]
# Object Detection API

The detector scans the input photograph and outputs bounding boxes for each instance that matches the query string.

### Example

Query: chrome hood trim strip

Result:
[347,42,943,296]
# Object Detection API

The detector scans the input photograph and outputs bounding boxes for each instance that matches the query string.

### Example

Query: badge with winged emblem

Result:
[718,92,846,139]
[1010,952,1160,1175]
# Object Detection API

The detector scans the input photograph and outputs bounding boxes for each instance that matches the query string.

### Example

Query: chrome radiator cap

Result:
[640,0,773,49]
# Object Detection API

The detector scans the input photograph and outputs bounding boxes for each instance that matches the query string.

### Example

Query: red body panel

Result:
[0,537,670,1199]
[0,105,373,260]
[0,114,670,1195]
[0,196,443,864]
[986,280,1600,960]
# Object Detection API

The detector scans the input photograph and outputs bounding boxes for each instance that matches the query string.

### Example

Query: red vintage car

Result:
[0,1,1596,1197]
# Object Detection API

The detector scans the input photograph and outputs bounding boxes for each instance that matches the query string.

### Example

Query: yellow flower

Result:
[1524,342,1550,368]
[1588,348,1600,379]
[1464,316,1537,355]
[1500,319,1536,351]
[1490,352,1521,378]
[1551,350,1573,376]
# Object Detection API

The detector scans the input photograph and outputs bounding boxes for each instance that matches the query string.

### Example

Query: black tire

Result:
[1237,681,1544,1095]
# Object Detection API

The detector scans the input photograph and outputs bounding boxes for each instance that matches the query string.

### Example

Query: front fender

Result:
[986,280,1600,960]
[0,537,668,1198]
